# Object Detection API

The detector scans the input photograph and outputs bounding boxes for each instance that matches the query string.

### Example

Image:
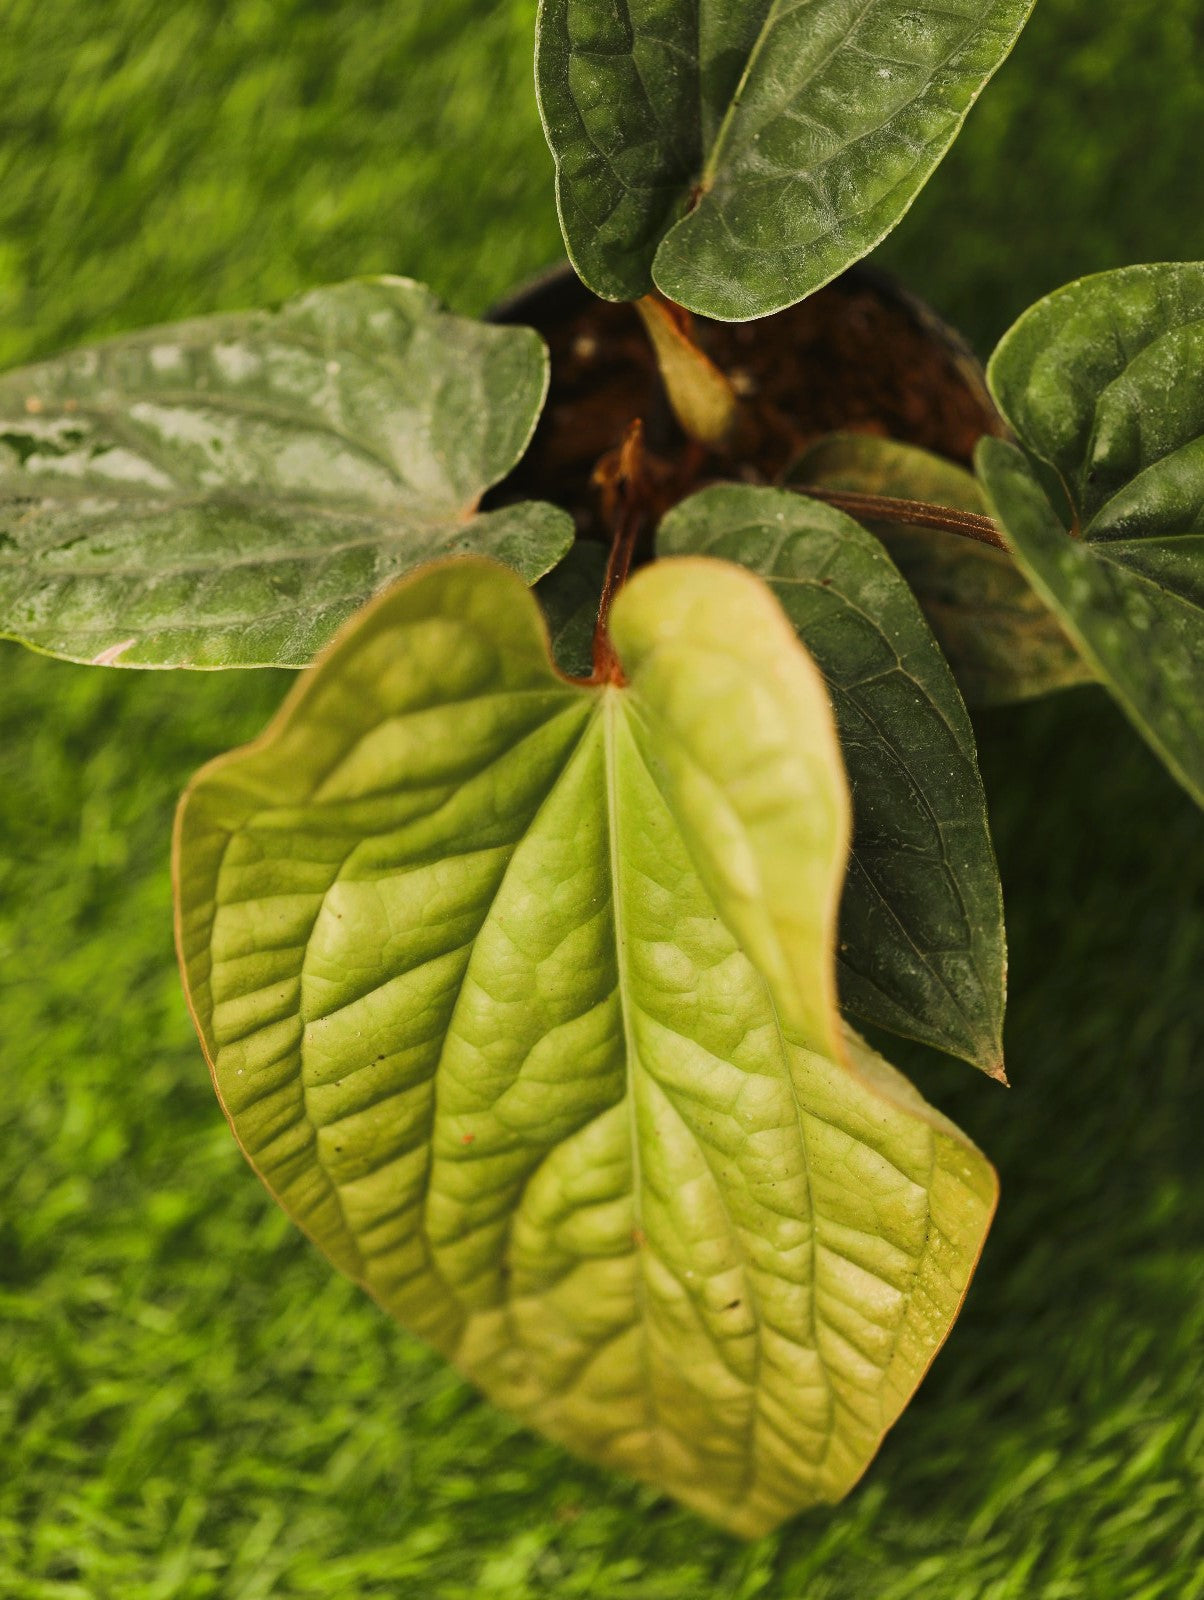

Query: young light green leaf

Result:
[982,264,1204,804]
[535,0,1035,320]
[659,485,1005,1076]
[790,433,1091,705]
[176,557,997,1538]
[0,278,571,668]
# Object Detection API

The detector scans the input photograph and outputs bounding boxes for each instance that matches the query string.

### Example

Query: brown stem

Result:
[590,420,649,685]
[792,485,1007,550]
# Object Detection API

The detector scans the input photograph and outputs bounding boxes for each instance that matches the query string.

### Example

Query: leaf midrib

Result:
[601,690,660,1476]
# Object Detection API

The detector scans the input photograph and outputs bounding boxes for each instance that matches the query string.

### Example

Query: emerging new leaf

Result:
[0,278,571,668]
[790,434,1091,705]
[981,264,1204,805]
[176,556,997,1537]
[660,485,1006,1075]
[536,0,1035,320]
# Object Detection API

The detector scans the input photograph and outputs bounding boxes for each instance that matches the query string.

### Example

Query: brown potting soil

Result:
[487,271,1006,543]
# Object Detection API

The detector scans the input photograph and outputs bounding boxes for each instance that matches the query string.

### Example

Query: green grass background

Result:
[1,1,1202,1594]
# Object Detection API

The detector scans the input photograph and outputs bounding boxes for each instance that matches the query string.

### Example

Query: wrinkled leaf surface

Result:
[659,485,1005,1074]
[982,264,1204,803]
[536,0,1035,319]
[176,557,996,1536]
[0,278,570,667]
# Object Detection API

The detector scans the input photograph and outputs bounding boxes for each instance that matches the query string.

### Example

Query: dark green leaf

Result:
[979,438,1204,805]
[534,538,608,678]
[536,0,1035,319]
[790,433,1091,704]
[0,278,570,667]
[982,264,1204,804]
[659,484,1006,1076]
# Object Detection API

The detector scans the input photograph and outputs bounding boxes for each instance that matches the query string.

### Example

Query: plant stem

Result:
[792,485,1007,550]
[591,420,648,685]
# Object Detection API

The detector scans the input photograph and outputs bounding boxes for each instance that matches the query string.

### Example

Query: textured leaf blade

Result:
[978,438,1204,805]
[789,433,1091,705]
[536,0,1035,320]
[659,485,1005,1075]
[987,263,1204,525]
[176,556,996,1536]
[0,277,570,667]
[984,265,1204,803]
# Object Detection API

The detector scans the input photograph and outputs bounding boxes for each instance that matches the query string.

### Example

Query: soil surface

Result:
[488,268,1007,542]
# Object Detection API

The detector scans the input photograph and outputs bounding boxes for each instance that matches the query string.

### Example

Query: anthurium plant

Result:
[2,0,1200,1540]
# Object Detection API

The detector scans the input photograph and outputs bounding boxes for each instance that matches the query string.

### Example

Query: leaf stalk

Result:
[590,420,649,685]
[792,485,1007,550]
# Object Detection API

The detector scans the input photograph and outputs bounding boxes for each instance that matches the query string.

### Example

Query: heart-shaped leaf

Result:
[790,434,1091,705]
[980,264,1204,804]
[536,0,1035,319]
[176,556,996,1538]
[0,278,571,668]
[659,485,1005,1075]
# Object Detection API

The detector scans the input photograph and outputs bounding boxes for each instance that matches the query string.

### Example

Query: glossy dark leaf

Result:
[982,264,1204,803]
[534,538,608,678]
[537,0,1035,319]
[659,484,1006,1075]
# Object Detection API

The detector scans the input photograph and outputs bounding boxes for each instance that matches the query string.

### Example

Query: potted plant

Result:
[1,0,1199,1540]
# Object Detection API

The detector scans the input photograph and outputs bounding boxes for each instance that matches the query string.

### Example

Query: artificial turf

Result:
[1,1,1202,1594]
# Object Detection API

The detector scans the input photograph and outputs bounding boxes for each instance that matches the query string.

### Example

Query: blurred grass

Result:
[1,1,1202,1595]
